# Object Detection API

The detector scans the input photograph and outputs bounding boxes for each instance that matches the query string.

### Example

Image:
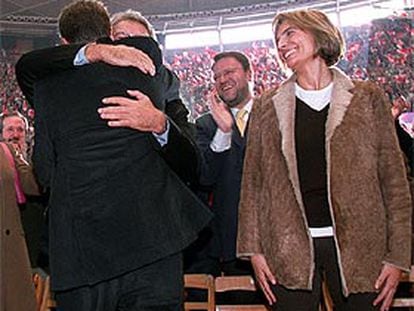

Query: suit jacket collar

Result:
[232,121,246,147]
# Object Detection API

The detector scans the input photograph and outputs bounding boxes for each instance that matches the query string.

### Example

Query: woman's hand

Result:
[251,254,277,305]
[373,264,402,311]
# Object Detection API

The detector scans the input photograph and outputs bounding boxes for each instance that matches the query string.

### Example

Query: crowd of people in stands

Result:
[1,48,34,134]
[0,4,412,310]
[167,16,412,119]
[0,15,412,124]
[368,16,413,103]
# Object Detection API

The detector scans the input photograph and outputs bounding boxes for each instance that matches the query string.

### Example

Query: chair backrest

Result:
[184,274,215,311]
[392,265,414,308]
[214,276,268,311]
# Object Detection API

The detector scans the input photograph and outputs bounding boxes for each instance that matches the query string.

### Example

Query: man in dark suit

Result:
[16,10,199,188]
[99,9,199,187]
[15,1,211,310]
[189,52,259,298]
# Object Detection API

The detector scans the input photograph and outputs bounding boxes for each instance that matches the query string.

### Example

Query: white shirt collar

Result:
[230,98,253,119]
[295,82,333,111]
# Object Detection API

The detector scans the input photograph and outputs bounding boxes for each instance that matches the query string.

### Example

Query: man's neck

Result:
[233,94,252,110]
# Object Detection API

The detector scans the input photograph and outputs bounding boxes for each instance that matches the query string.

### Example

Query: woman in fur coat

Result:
[237,9,411,311]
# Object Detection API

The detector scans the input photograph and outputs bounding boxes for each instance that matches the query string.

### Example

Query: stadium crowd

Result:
[0,15,412,124]
[0,5,412,310]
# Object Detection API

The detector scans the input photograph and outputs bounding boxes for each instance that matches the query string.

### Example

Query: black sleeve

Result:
[114,36,163,69]
[15,44,83,103]
[196,114,228,186]
[161,99,201,189]
[32,101,54,190]
[15,36,162,104]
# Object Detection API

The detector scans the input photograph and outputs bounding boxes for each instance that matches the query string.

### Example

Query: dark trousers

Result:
[55,252,183,311]
[269,237,379,311]
[185,255,254,277]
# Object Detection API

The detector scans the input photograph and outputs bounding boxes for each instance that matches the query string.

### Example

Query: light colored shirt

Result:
[210,99,253,152]
[73,45,89,66]
[295,82,333,111]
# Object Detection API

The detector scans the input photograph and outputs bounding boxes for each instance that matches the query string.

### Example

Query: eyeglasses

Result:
[213,67,244,82]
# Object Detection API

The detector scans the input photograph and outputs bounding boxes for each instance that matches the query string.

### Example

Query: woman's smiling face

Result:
[275,21,317,71]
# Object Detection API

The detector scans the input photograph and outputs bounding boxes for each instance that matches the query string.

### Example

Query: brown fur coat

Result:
[0,143,39,310]
[237,68,412,295]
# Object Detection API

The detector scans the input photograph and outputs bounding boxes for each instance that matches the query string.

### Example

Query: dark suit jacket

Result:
[196,113,247,261]
[16,37,211,291]
[15,36,200,187]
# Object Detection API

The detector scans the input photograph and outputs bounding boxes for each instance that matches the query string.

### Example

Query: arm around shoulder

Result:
[15,44,83,103]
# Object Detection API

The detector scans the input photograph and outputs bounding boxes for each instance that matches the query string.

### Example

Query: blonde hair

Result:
[272,9,344,67]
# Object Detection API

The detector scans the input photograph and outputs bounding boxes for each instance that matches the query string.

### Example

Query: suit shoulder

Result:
[116,36,162,68]
[195,112,214,126]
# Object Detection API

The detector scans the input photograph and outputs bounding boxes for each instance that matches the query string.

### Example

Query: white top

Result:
[295,82,333,111]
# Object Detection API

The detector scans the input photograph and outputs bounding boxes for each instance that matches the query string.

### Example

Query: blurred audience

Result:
[2,14,412,125]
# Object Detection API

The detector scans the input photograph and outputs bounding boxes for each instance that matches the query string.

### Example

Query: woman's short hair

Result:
[272,9,344,67]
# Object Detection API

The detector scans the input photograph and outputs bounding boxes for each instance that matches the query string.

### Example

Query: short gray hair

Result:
[0,111,29,135]
[111,10,156,40]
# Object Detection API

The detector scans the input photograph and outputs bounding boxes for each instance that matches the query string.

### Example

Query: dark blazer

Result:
[15,37,200,187]
[195,113,247,261]
[16,37,211,291]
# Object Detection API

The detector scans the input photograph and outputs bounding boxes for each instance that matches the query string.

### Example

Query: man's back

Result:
[34,60,164,183]
[33,38,211,291]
